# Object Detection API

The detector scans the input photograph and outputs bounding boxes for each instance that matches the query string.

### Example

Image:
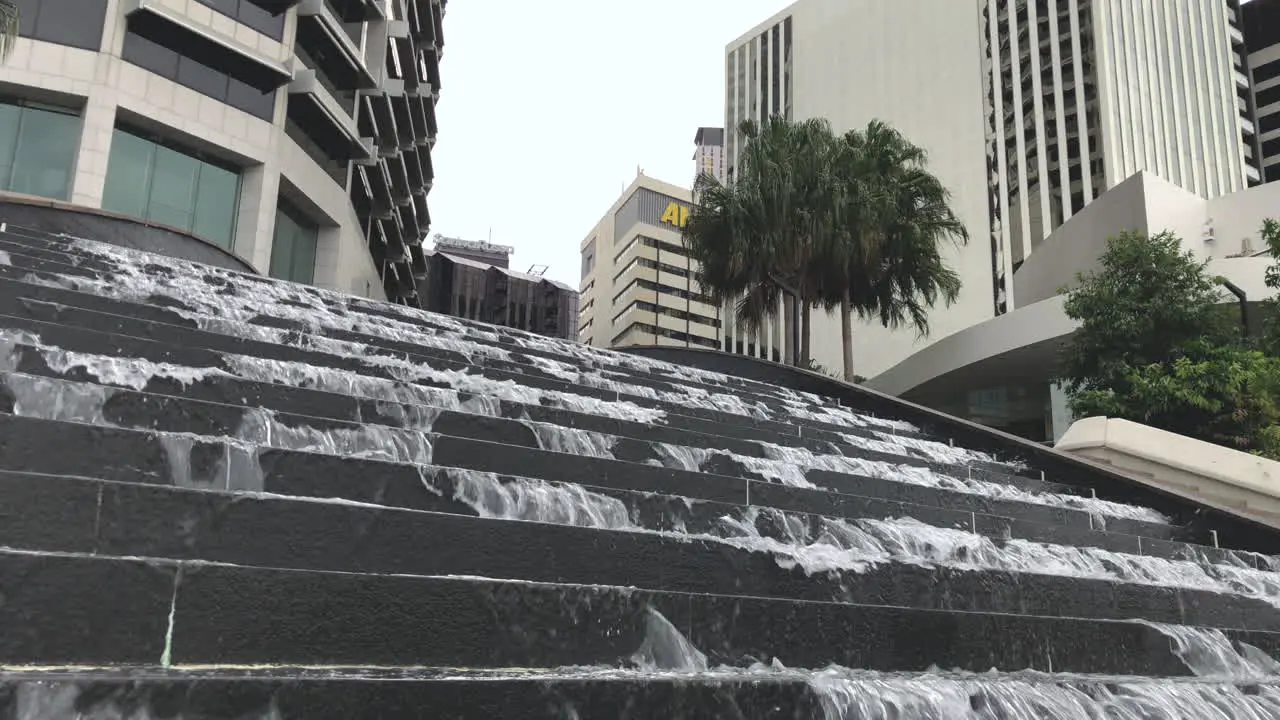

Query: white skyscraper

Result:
[692,127,725,185]
[982,0,1255,313]
[723,0,1257,377]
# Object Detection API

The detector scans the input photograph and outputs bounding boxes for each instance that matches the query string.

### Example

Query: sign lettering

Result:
[659,201,691,228]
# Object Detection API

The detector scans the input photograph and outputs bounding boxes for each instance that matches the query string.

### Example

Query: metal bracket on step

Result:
[1210,529,1220,548]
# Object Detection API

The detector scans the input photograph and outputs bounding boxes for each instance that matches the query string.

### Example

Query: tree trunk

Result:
[841,289,855,381]
[782,294,796,366]
[800,303,811,367]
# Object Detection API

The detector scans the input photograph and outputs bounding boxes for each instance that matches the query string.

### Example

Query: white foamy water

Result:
[33,237,916,433]
[428,469,1280,611]
[623,608,1280,719]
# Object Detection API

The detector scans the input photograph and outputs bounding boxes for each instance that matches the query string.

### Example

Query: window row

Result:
[610,322,720,350]
[611,278,714,308]
[0,97,317,285]
[611,300,720,330]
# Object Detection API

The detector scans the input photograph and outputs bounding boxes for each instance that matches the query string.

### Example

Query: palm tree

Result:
[684,117,839,366]
[0,0,18,62]
[824,120,967,381]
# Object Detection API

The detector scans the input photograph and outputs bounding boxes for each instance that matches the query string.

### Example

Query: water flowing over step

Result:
[4,225,1280,718]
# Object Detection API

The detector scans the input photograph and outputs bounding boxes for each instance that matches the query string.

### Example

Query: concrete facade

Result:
[1244,0,1280,182]
[1,0,444,304]
[982,0,1255,315]
[578,174,722,352]
[868,170,1280,442]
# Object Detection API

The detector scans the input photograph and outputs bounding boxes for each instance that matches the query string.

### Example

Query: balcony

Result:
[326,0,384,23]
[287,68,375,161]
[123,0,293,92]
[295,0,377,91]
[244,0,303,13]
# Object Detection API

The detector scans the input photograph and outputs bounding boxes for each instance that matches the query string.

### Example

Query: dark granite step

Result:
[0,232,896,425]
[0,470,1274,631]
[0,668,822,720]
[0,238,1024,468]
[0,548,1254,676]
[0,378,1177,543]
[0,299,1069,495]
[0,337,945,478]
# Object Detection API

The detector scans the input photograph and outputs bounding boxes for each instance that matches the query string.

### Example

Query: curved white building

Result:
[2,0,443,305]
[868,170,1279,443]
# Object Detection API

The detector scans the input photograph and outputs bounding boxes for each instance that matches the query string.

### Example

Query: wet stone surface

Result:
[3,229,1280,717]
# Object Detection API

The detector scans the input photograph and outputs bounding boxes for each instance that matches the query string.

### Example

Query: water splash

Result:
[431,470,1280,609]
[1148,622,1280,679]
[525,422,618,457]
[630,608,708,673]
[235,407,434,466]
[804,667,1280,720]
[439,469,635,529]
[13,680,284,720]
[4,373,115,424]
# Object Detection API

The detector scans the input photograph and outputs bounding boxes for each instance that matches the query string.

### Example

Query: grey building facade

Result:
[1,0,445,306]
[418,250,579,340]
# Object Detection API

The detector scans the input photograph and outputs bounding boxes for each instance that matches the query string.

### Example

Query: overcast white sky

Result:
[427,0,791,287]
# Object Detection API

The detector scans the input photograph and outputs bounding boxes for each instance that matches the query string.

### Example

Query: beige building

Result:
[578,174,721,352]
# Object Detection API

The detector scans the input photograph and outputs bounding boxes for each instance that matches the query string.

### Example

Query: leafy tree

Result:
[1061,230,1280,457]
[0,1,17,61]
[684,117,965,380]
[684,117,839,367]
[824,121,966,381]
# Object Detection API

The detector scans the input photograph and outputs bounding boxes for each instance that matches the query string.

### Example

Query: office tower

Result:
[1244,0,1280,182]
[3,0,444,305]
[578,174,721,351]
[724,0,994,377]
[693,126,725,184]
[981,0,1255,312]
[418,238,579,340]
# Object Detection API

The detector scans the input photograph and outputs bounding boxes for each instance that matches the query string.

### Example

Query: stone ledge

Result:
[1057,417,1280,529]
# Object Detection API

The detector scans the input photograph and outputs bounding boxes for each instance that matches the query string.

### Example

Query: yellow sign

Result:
[659,201,691,228]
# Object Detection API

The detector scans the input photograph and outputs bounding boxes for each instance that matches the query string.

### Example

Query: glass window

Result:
[0,100,81,201]
[102,127,241,249]
[101,131,156,217]
[14,0,108,50]
[121,30,276,122]
[11,106,79,199]
[192,164,240,249]
[269,203,318,285]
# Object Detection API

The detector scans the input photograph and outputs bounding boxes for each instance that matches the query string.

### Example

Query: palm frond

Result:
[0,0,19,62]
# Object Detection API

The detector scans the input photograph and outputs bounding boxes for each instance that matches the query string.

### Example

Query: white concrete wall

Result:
[726,0,995,379]
[874,170,1280,399]
[1091,1,1248,199]
[0,3,385,300]
[1057,416,1280,528]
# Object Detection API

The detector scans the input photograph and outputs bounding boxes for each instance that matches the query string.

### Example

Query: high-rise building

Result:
[724,0,1258,378]
[1244,0,1280,182]
[2,0,444,306]
[692,127,724,184]
[981,0,1255,314]
[724,0,994,377]
[578,174,722,352]
[431,234,514,269]
[418,242,578,340]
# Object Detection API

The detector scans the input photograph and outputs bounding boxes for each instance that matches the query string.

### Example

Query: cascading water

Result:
[620,609,1280,719]
[424,468,1280,612]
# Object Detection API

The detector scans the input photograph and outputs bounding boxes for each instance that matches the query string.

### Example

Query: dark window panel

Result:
[122,30,276,122]
[192,0,286,40]
[14,0,108,51]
